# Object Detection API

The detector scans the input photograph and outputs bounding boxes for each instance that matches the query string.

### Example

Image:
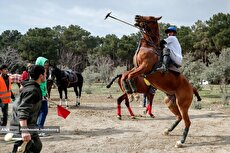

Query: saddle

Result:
[147,58,181,76]
[64,70,78,83]
[168,63,180,74]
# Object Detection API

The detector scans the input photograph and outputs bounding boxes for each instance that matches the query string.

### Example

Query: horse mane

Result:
[53,66,64,80]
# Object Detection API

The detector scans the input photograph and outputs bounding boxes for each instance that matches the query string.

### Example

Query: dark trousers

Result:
[1,103,8,126]
[12,135,42,153]
[36,100,48,128]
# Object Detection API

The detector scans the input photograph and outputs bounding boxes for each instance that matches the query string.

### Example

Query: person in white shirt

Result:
[157,26,182,72]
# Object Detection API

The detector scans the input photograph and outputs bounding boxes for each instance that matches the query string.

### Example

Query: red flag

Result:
[57,105,71,119]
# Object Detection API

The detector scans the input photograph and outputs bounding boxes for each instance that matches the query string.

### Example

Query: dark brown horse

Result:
[121,15,201,147]
[106,72,156,120]
[51,65,83,107]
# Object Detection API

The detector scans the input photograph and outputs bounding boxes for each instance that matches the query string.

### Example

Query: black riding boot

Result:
[157,48,170,72]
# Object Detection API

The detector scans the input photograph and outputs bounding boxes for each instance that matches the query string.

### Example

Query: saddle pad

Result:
[169,65,180,73]
[64,70,77,83]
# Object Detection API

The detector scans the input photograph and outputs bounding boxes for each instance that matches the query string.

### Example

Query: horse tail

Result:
[193,87,202,101]
[106,74,122,88]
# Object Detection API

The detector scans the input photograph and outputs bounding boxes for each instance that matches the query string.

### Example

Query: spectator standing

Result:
[0,64,14,126]
[35,57,49,137]
[11,65,46,153]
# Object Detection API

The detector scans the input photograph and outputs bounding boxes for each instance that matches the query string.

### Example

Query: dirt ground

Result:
[0,94,230,153]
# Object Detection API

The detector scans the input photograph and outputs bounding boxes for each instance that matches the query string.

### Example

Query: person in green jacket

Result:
[35,56,49,137]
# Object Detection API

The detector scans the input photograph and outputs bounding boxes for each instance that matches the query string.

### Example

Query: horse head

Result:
[134,15,161,48]
[50,65,61,81]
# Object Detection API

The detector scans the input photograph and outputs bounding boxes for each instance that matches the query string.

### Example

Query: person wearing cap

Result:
[11,64,46,153]
[0,64,14,126]
[156,26,182,72]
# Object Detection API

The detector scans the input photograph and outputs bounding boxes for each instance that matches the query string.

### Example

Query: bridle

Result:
[137,20,160,50]
[134,19,161,69]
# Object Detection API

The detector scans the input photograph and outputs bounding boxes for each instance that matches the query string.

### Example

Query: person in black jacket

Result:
[11,65,46,153]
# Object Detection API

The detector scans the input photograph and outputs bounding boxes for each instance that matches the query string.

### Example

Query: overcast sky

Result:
[0,0,229,37]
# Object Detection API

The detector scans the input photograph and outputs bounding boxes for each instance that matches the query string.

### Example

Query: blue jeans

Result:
[143,95,147,107]
[37,99,48,128]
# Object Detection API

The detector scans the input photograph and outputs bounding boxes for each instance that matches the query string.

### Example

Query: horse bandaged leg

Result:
[122,80,132,94]
[181,127,189,144]
[128,94,134,103]
[65,99,68,107]
[134,93,140,102]
[59,99,64,106]
[175,127,190,148]
[124,99,135,118]
[76,97,80,107]
[128,79,137,93]
[164,119,181,135]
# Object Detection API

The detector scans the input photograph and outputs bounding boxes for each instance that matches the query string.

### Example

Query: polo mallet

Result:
[17,141,29,153]
[104,12,138,29]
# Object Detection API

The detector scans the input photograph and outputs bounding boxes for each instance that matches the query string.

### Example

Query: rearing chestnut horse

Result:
[122,15,199,147]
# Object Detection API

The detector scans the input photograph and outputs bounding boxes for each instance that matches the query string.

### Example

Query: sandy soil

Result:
[0,94,230,153]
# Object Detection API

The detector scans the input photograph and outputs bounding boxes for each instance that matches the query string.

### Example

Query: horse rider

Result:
[156,26,182,72]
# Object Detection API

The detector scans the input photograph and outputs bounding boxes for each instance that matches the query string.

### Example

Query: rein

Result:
[134,18,162,71]
[139,20,160,50]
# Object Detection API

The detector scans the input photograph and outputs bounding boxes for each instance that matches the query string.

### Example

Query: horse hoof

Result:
[175,141,183,148]
[130,116,136,119]
[163,129,169,135]
[150,114,155,118]
[76,102,80,107]
[117,115,122,120]
[143,110,147,115]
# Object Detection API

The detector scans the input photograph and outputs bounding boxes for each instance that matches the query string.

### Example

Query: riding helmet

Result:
[165,26,177,34]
